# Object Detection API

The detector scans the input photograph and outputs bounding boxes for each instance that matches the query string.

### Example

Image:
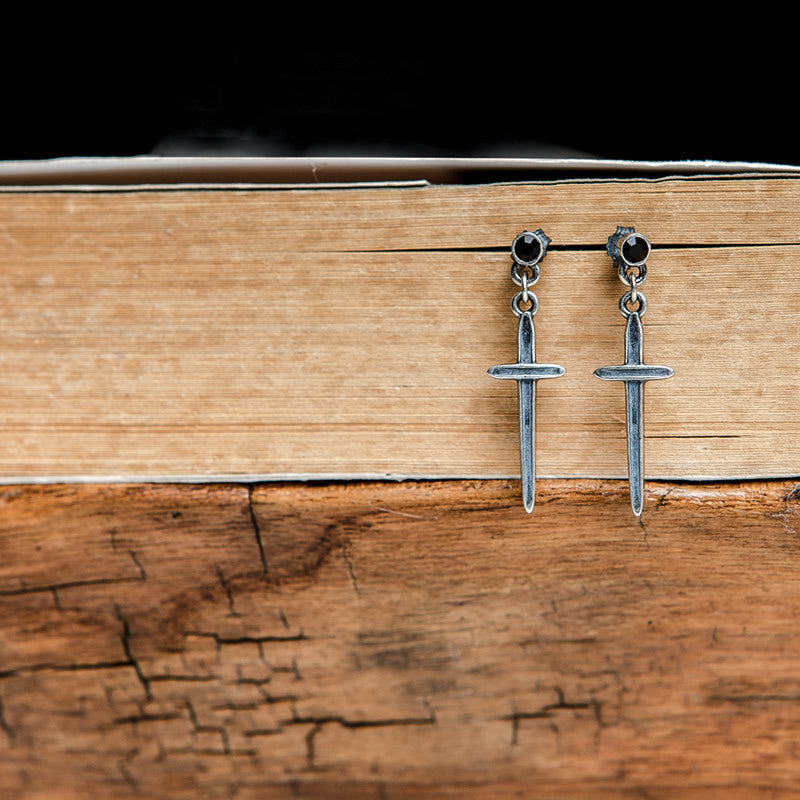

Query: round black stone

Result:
[513,233,541,264]
[621,234,650,265]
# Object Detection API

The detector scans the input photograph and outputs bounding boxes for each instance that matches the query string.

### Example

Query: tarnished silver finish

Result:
[489,312,565,512]
[511,291,539,317]
[594,312,672,515]
[618,290,647,317]
[511,263,540,286]
[595,229,673,516]
[510,229,549,286]
[490,228,564,513]
[629,272,639,306]
[607,225,649,285]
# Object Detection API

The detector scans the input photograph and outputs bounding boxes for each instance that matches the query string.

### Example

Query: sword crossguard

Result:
[594,364,673,382]
[489,363,565,381]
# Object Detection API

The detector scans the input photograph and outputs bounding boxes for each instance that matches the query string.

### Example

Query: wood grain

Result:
[0,178,798,480]
[2,479,800,797]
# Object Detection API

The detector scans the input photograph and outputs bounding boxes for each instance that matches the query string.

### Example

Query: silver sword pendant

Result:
[488,230,564,513]
[594,311,672,515]
[595,227,673,516]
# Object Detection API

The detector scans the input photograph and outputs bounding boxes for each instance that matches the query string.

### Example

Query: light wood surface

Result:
[2,479,800,797]
[0,178,798,479]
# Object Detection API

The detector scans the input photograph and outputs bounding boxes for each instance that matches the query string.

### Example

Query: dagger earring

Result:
[594,227,673,516]
[488,230,565,513]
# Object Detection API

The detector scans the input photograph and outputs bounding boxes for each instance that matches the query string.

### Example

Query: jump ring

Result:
[619,262,647,286]
[619,290,647,317]
[521,272,529,304]
[512,291,539,317]
[511,263,540,287]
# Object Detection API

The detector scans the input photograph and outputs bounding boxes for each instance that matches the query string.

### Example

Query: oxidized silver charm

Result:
[594,227,673,516]
[488,230,565,512]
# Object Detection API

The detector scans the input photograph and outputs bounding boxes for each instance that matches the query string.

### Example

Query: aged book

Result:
[0,160,797,481]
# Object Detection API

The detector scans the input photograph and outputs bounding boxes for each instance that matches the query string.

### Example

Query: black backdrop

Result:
[0,45,793,166]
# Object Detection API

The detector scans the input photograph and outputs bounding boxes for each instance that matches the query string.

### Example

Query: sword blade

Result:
[518,311,536,513]
[626,381,644,516]
[519,379,535,513]
[625,313,644,516]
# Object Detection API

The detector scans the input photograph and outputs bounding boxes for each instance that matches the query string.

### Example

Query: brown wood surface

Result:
[2,479,800,797]
[0,177,799,480]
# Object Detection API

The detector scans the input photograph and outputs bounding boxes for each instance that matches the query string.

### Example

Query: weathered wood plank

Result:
[0,179,799,479]
[1,479,800,797]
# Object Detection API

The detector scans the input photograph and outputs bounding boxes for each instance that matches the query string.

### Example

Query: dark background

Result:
[0,46,793,165]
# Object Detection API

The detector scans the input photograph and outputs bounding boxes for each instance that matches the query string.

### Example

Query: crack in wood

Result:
[292,697,437,768]
[638,515,650,548]
[185,699,231,755]
[0,695,14,746]
[216,565,243,618]
[0,661,133,679]
[709,694,800,704]
[504,688,595,746]
[0,574,143,597]
[129,550,147,580]
[291,711,437,730]
[166,746,256,757]
[189,631,308,646]
[248,485,268,577]
[117,760,139,793]
[256,691,300,705]
[114,713,182,725]
[342,546,361,597]
[243,728,283,738]
[115,605,152,701]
